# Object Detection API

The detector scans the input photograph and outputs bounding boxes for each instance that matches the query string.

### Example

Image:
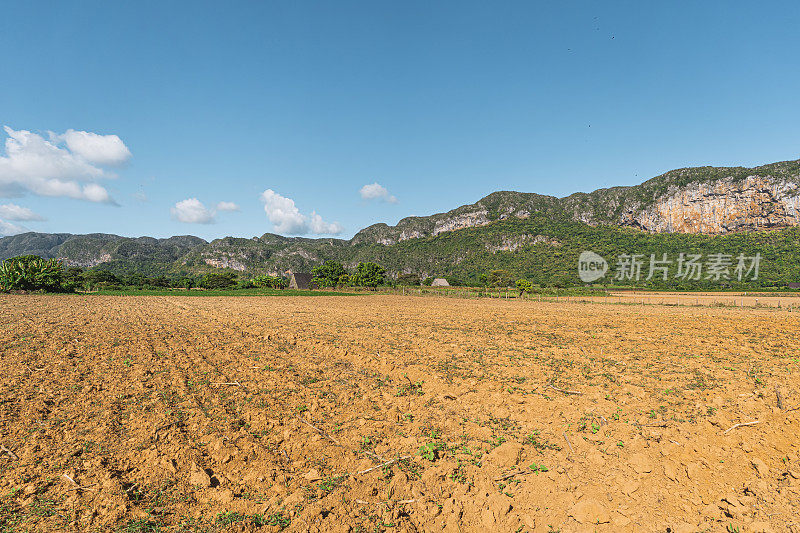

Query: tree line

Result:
[0,256,391,293]
[3,254,796,294]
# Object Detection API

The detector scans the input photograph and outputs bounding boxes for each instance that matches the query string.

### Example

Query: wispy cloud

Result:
[216,201,240,212]
[261,189,342,235]
[0,203,45,221]
[0,219,27,236]
[359,182,397,203]
[170,198,241,224]
[171,198,215,224]
[0,126,130,203]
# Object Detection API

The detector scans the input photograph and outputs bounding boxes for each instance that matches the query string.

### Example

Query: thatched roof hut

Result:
[431,278,450,287]
[289,272,315,290]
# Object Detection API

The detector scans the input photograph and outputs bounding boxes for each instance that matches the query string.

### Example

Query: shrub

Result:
[397,273,421,286]
[61,267,86,292]
[177,277,195,289]
[251,275,287,289]
[311,261,348,287]
[0,255,65,292]
[85,269,121,289]
[516,278,534,294]
[199,272,238,289]
[485,269,514,288]
[351,262,386,289]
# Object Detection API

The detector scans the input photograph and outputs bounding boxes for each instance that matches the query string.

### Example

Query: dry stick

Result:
[775,385,785,410]
[494,470,530,482]
[356,455,412,476]
[562,432,574,455]
[361,450,387,464]
[298,417,342,447]
[546,383,582,395]
[213,381,241,386]
[0,445,19,461]
[153,421,180,434]
[61,474,97,492]
[723,420,760,434]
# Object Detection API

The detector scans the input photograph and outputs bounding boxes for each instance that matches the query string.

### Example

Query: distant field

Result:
[1,295,799,531]
[577,290,800,309]
[88,287,360,297]
[392,287,800,310]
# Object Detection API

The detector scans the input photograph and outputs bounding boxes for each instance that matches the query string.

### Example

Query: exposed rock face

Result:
[620,176,800,234]
[202,256,246,271]
[432,209,491,236]
[59,253,113,268]
[485,234,561,253]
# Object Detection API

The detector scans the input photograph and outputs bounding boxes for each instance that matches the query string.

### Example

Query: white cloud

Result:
[0,203,44,221]
[133,190,147,202]
[309,211,343,234]
[260,190,308,234]
[0,126,128,203]
[171,198,215,224]
[0,219,27,236]
[359,182,397,203]
[260,189,342,235]
[55,129,132,166]
[216,201,240,212]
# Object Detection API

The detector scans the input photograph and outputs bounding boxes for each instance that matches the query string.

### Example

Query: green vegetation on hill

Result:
[1,159,799,290]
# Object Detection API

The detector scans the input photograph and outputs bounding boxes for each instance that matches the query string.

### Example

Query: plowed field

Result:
[1,295,799,532]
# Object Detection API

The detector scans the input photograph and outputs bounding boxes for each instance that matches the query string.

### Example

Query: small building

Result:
[789,282,800,289]
[289,272,315,290]
[431,278,450,287]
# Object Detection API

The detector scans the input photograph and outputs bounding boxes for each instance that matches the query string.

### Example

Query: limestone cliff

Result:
[354,158,800,243]
[619,175,800,233]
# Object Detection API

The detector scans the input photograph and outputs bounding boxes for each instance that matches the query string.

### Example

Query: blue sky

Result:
[1,1,799,240]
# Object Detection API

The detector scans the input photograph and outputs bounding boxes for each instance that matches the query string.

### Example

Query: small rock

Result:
[570,498,611,524]
[686,462,701,479]
[521,514,536,528]
[303,468,322,482]
[629,453,652,474]
[484,442,523,468]
[700,503,719,518]
[664,462,678,481]
[214,489,234,503]
[283,490,305,508]
[748,521,775,533]
[722,493,742,507]
[612,513,632,526]
[751,458,769,478]
[487,493,512,517]
[189,463,211,488]
[622,480,640,495]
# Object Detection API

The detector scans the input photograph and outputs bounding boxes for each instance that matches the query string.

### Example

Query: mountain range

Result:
[2,159,799,287]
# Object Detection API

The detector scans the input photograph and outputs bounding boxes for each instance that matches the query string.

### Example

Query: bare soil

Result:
[1,295,799,532]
